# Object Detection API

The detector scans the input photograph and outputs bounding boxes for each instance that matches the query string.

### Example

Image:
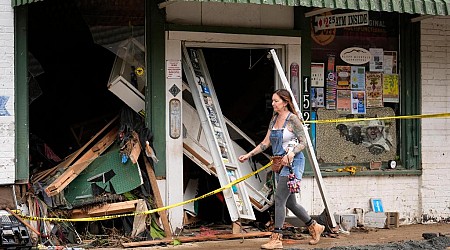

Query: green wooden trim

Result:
[296,6,314,173]
[146,1,167,176]
[15,6,29,182]
[399,15,422,170]
[167,24,301,37]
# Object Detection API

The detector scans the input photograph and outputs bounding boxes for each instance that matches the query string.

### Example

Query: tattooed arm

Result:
[238,116,275,163]
[285,114,307,162]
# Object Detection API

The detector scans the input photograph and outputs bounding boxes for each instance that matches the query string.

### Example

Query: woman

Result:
[238,89,325,249]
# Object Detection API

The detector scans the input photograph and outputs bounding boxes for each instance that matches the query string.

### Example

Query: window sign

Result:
[310,11,400,166]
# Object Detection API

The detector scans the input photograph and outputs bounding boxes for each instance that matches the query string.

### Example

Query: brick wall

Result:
[420,16,450,222]
[303,175,421,225]
[0,0,15,184]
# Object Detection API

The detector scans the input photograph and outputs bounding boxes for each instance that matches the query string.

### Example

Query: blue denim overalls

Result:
[269,113,305,180]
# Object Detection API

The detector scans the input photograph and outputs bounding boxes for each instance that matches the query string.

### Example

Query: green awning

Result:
[12,0,42,7]
[12,0,450,16]
[164,0,450,16]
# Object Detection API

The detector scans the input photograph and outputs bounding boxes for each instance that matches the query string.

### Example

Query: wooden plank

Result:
[71,200,141,218]
[88,200,140,216]
[143,156,173,238]
[183,143,211,166]
[249,196,263,210]
[5,208,41,236]
[122,231,272,247]
[130,131,141,164]
[45,126,118,196]
[32,115,119,184]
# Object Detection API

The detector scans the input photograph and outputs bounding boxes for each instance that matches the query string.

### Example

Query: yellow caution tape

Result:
[20,114,449,222]
[19,161,273,222]
[304,112,450,124]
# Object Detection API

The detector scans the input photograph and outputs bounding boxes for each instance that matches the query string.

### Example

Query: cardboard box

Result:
[334,214,357,230]
[364,211,399,228]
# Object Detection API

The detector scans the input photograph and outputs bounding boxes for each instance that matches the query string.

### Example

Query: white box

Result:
[108,75,145,114]
[334,214,357,230]
[364,211,387,228]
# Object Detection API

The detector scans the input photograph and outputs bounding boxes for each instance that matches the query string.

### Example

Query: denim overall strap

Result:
[269,113,305,179]
[269,113,291,157]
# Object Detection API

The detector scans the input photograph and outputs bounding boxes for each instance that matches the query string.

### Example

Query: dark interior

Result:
[28,0,275,224]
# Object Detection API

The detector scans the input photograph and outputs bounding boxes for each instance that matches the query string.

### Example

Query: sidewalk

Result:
[124,223,450,250]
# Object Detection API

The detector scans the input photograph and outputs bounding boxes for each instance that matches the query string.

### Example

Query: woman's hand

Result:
[238,154,250,163]
[282,152,295,165]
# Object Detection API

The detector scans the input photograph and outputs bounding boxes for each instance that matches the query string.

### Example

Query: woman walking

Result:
[238,89,325,249]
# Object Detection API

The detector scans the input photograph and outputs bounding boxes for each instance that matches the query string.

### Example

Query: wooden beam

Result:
[5,208,41,236]
[183,143,211,166]
[143,156,173,238]
[71,200,142,218]
[122,231,272,247]
[32,115,118,184]
[45,126,118,196]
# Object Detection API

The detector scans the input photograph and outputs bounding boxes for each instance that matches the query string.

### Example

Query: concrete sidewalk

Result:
[120,223,450,250]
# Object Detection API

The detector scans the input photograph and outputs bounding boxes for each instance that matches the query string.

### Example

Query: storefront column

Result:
[15,5,29,182]
[146,0,166,176]
[164,38,184,231]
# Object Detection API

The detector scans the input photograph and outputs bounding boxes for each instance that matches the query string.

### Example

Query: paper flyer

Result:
[369,48,384,72]
[311,63,325,87]
[351,91,366,114]
[336,65,351,89]
[383,51,397,74]
[383,74,399,103]
[351,66,365,90]
[311,87,325,108]
[365,72,383,107]
[337,90,351,114]
[326,55,336,110]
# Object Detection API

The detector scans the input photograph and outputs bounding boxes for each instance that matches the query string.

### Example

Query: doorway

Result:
[181,47,276,223]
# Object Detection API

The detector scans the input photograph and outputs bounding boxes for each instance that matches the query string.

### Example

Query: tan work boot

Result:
[261,232,283,249]
[308,220,325,245]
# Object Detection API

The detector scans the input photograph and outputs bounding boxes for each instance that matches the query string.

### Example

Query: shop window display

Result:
[310,11,400,168]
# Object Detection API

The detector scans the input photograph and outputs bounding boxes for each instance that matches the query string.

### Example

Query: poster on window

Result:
[366,72,383,107]
[351,66,365,90]
[336,65,351,89]
[311,87,325,108]
[337,90,351,114]
[311,63,325,87]
[383,74,399,103]
[351,91,366,114]
[369,48,384,72]
[383,51,397,74]
[326,55,336,110]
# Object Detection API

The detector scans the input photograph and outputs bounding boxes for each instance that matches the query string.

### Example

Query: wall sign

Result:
[340,47,372,65]
[315,11,369,31]
[302,76,311,125]
[166,60,182,79]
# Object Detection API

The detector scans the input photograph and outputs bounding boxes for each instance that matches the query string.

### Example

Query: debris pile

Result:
[18,107,172,248]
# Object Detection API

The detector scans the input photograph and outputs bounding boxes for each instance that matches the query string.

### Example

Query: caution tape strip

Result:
[19,113,450,222]
[304,112,450,124]
[19,161,273,222]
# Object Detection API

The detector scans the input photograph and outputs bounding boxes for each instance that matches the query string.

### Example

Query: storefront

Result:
[6,0,450,235]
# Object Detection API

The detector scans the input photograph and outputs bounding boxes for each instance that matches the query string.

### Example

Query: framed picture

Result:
[370,198,384,213]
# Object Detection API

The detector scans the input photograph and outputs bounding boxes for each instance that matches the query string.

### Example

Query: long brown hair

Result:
[274,89,298,116]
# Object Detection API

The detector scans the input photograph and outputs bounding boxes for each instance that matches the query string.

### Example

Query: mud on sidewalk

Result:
[132,223,450,250]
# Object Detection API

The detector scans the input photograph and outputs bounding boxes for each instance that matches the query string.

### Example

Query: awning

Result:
[159,0,450,16]
[12,0,450,16]
[12,0,43,7]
